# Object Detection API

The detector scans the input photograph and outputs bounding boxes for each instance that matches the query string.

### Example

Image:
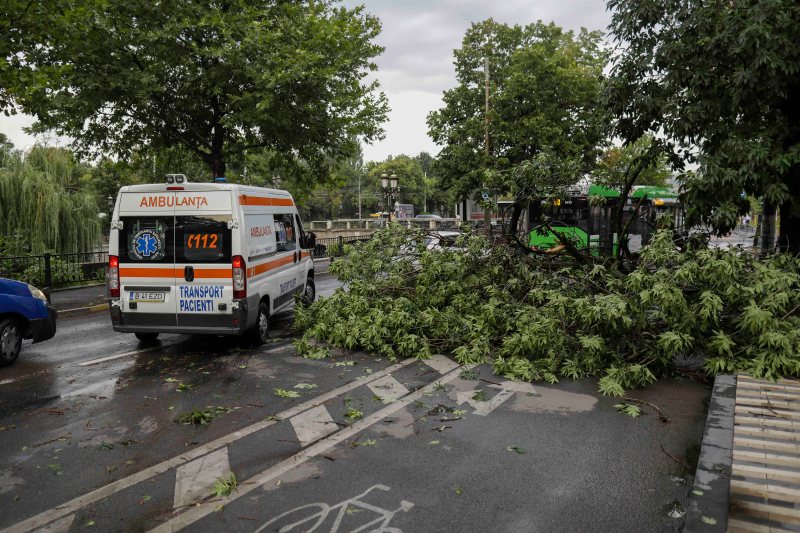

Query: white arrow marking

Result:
[473,389,514,416]
[489,380,539,396]
[455,390,484,411]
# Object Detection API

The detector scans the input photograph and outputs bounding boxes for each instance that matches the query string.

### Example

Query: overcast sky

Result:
[0,0,611,164]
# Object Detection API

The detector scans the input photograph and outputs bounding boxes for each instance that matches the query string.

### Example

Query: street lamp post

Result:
[380,173,400,222]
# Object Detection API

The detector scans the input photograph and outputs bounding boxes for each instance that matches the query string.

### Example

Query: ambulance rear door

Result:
[173,190,234,329]
[117,192,178,326]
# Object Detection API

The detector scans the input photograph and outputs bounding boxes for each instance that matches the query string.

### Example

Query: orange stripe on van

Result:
[246,255,295,279]
[238,195,294,207]
[193,268,233,279]
[120,267,232,279]
[119,267,175,278]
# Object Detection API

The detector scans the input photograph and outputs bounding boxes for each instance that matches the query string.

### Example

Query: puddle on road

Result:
[509,388,598,415]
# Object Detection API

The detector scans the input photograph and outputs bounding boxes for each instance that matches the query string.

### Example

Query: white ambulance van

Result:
[107,175,315,344]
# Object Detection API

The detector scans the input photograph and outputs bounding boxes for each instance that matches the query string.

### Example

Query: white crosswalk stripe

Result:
[290,405,339,447]
[367,375,410,403]
[422,354,460,374]
[173,448,231,509]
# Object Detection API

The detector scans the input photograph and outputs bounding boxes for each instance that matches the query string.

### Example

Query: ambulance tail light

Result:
[109,255,120,297]
[232,255,246,299]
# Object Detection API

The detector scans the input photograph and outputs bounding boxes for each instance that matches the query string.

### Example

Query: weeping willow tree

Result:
[0,146,101,255]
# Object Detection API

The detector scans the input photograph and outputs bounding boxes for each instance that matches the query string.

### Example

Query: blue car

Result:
[0,278,57,366]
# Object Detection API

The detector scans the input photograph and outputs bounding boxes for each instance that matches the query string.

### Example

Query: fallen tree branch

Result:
[660,443,691,471]
[621,396,670,423]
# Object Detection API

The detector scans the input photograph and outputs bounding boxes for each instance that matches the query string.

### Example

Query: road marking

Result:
[489,380,538,395]
[0,370,50,386]
[3,358,417,533]
[37,514,73,533]
[78,342,184,366]
[254,484,413,533]
[173,448,230,509]
[422,354,459,374]
[455,390,484,411]
[148,363,466,532]
[367,375,410,403]
[290,406,338,447]
[473,389,514,416]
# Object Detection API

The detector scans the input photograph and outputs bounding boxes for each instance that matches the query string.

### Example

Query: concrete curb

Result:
[684,374,736,532]
[58,302,108,319]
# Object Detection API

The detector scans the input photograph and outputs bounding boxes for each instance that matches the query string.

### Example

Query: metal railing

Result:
[308,218,460,231]
[0,251,109,291]
[312,235,373,259]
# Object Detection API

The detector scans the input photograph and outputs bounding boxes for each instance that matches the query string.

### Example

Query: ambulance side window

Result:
[274,214,296,252]
[119,216,173,263]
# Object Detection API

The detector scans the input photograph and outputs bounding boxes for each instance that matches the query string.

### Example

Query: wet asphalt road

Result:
[0,271,711,533]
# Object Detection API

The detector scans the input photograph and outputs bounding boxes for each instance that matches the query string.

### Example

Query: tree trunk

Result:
[760,201,777,255]
[778,166,800,255]
[210,157,226,180]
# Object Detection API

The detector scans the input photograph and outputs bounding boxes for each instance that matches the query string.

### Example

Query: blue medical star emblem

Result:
[135,232,159,257]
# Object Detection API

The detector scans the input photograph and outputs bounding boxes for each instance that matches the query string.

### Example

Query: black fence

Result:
[0,251,108,291]
[312,235,373,259]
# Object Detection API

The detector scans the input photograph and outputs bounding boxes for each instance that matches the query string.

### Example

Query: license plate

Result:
[129,291,165,303]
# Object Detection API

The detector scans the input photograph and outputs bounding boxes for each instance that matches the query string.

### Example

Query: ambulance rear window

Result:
[176,216,231,264]
[119,217,174,263]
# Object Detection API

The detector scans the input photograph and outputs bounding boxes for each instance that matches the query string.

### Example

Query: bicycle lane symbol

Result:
[253,484,415,533]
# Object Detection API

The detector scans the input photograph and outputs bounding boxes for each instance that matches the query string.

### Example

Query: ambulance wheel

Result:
[0,318,22,367]
[300,277,316,307]
[249,302,270,345]
[135,332,159,342]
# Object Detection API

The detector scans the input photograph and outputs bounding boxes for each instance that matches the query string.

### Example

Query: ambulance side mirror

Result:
[301,232,316,249]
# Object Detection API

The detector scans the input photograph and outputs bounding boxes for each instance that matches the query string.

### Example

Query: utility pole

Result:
[423,171,427,214]
[358,173,362,220]
[483,56,491,237]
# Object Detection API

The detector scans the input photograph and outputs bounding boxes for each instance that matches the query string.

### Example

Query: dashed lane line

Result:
[0,343,185,387]
[77,341,185,366]
[3,357,423,533]
[148,363,469,533]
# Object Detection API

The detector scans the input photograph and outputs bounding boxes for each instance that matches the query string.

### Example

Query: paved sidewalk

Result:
[49,284,108,311]
[688,373,800,532]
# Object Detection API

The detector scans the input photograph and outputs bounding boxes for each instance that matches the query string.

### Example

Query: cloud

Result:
[344,0,612,161]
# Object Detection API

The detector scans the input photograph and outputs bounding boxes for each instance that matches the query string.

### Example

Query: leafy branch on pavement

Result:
[175,406,232,426]
[294,225,800,396]
[213,473,238,497]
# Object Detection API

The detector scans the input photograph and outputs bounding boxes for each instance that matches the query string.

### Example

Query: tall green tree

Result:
[427,20,607,206]
[365,155,427,215]
[606,0,800,253]
[2,0,388,180]
[0,146,101,254]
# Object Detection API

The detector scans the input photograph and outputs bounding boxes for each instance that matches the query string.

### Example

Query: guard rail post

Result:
[43,253,52,303]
